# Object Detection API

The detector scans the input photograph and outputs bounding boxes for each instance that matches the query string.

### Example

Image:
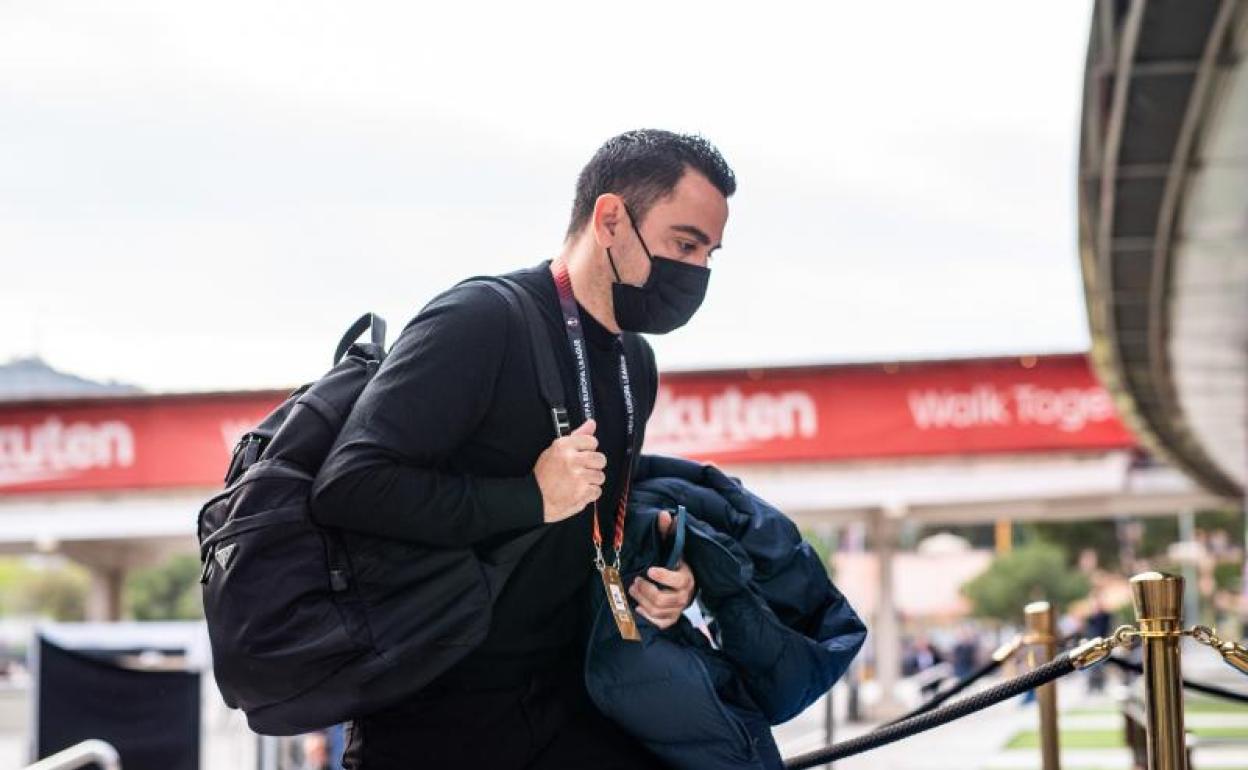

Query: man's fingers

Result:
[572,418,597,436]
[630,578,687,611]
[629,575,688,630]
[646,566,692,591]
[580,469,606,486]
[581,452,607,470]
[564,434,598,452]
[632,601,678,629]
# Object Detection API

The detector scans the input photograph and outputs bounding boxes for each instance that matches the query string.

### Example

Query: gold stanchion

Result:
[1130,571,1188,770]
[1025,601,1060,770]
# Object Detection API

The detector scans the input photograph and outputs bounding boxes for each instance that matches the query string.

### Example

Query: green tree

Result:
[801,528,835,574]
[0,557,90,620]
[961,541,1090,624]
[1022,520,1122,570]
[125,554,203,621]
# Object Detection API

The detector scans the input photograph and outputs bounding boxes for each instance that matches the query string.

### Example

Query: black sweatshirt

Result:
[311,260,657,684]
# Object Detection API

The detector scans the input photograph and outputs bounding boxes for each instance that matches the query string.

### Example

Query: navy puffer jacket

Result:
[584,455,867,770]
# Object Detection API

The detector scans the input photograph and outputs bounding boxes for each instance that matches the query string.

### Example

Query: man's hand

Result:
[628,509,696,629]
[534,419,606,523]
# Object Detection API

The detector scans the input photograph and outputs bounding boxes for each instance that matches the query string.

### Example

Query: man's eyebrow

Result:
[671,224,722,251]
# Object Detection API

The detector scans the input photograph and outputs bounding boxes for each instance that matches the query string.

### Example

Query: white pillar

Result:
[871,508,904,717]
[85,564,125,622]
[1178,508,1200,624]
[62,538,188,622]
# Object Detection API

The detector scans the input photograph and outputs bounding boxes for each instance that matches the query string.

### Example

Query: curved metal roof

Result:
[1078,0,1247,498]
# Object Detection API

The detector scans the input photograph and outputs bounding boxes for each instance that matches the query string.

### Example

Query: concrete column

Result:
[62,537,188,622]
[871,508,904,717]
[1178,508,1199,624]
[85,565,125,621]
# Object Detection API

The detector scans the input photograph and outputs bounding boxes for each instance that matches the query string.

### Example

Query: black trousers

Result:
[342,665,668,770]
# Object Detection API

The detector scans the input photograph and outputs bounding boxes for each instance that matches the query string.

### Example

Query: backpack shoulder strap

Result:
[470,276,571,440]
[617,332,650,476]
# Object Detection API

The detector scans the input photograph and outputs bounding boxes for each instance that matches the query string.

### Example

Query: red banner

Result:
[643,354,1135,463]
[0,355,1135,496]
[0,393,282,495]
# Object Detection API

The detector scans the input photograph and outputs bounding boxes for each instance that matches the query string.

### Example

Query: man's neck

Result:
[555,244,620,334]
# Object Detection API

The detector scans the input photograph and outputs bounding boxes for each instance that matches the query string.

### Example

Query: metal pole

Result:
[1130,571,1187,770]
[1025,601,1061,770]
[257,735,279,770]
[823,687,835,769]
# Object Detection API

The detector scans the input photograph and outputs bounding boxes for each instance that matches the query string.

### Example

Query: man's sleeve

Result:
[309,282,545,546]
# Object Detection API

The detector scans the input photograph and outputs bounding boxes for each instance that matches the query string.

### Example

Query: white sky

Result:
[1,1,1095,393]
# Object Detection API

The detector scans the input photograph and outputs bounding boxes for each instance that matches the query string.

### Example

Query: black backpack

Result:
[197,277,570,735]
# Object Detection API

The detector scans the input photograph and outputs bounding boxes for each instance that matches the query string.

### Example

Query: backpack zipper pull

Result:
[200,547,214,584]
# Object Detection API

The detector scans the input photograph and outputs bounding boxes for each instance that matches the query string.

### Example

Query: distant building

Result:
[0,356,141,403]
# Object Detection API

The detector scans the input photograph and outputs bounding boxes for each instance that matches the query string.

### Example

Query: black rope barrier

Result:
[1106,656,1248,704]
[883,655,1007,727]
[783,653,1076,769]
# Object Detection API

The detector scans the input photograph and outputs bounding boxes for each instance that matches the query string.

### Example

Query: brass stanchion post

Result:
[1130,571,1187,770]
[1025,601,1060,770]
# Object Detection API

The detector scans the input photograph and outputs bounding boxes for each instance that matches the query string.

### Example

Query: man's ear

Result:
[591,193,625,249]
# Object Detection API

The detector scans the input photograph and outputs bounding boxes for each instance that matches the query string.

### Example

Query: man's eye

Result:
[677,240,697,254]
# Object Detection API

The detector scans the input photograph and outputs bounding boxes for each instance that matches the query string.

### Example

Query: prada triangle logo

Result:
[215,543,238,570]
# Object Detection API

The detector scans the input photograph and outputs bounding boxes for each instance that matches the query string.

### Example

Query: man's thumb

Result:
[572,419,596,436]
[657,509,673,538]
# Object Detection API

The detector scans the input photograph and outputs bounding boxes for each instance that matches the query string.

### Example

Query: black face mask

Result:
[606,208,710,334]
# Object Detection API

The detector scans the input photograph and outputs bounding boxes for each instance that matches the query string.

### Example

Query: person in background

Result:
[951,627,980,680]
[297,731,330,770]
[1084,597,1113,693]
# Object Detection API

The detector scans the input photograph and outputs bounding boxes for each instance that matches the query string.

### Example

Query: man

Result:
[310,129,735,769]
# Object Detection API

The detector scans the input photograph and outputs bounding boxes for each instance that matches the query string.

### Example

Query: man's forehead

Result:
[652,174,727,232]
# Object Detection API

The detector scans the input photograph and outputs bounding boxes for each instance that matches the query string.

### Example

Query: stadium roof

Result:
[1078,0,1247,497]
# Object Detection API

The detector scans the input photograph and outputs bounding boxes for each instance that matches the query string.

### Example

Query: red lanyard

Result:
[550,261,635,569]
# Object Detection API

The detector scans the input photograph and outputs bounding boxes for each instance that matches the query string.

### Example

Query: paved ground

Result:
[774,670,1248,770]
[776,678,1069,770]
[6,662,1248,769]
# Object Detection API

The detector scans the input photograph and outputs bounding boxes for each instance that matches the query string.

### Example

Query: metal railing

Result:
[21,739,121,770]
[786,570,1248,770]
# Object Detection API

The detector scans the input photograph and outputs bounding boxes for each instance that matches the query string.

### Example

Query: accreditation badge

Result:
[599,565,641,642]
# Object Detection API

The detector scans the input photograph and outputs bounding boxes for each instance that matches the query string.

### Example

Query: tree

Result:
[1022,520,1122,571]
[961,541,1090,624]
[801,527,835,577]
[0,557,90,621]
[124,554,203,621]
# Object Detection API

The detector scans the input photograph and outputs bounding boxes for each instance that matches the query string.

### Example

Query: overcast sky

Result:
[1,1,1095,393]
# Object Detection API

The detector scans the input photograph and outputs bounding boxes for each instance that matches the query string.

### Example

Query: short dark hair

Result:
[565,129,736,239]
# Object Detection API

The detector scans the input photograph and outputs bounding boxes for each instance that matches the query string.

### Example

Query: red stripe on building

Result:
[0,355,1136,496]
[645,354,1135,463]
